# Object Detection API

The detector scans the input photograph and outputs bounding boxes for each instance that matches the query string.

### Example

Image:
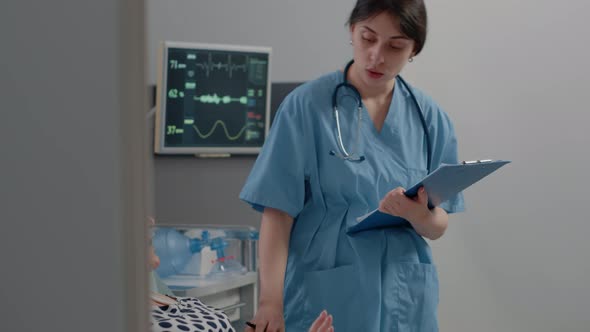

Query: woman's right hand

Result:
[245,302,285,332]
[309,310,334,332]
[245,308,334,332]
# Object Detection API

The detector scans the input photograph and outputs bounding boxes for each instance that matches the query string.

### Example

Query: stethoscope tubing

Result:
[332,60,432,173]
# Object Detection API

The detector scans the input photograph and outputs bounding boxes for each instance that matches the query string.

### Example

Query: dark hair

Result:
[347,0,428,55]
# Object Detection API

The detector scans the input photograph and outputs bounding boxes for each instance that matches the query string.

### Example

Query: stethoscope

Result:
[329,60,432,173]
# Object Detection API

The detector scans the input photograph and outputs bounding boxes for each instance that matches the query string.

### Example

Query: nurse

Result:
[241,0,464,331]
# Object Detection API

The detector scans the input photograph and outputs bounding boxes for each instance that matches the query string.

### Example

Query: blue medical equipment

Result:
[330,60,432,172]
[153,227,207,278]
[153,227,249,278]
[208,237,247,276]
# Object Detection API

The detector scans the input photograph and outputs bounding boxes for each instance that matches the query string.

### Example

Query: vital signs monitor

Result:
[154,41,272,155]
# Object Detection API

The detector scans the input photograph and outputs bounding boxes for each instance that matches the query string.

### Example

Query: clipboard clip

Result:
[462,159,493,165]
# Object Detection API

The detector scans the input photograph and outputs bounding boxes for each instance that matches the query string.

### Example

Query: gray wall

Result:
[147,0,590,331]
[1,0,146,331]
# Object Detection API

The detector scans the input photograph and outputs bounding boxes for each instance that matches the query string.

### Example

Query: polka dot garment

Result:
[151,296,235,332]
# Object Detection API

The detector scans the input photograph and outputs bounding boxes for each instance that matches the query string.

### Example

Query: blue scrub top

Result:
[240,70,464,332]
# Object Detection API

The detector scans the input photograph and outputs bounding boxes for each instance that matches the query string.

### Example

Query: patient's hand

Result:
[309,310,333,332]
[147,217,160,271]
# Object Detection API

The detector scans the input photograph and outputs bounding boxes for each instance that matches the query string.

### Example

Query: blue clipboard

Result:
[347,159,511,234]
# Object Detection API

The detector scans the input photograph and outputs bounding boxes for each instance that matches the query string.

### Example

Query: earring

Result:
[408,57,414,63]
[349,40,353,45]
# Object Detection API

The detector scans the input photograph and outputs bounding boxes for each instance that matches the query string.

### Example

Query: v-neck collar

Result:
[362,76,402,137]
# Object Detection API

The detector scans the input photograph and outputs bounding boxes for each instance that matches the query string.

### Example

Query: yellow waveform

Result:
[192,120,250,141]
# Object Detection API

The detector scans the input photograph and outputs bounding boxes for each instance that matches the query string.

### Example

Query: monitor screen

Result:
[154,41,272,155]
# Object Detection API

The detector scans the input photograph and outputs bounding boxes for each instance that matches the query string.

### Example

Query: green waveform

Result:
[194,94,247,105]
[192,121,253,141]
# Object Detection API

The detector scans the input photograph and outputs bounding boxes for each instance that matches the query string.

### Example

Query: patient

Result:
[147,219,334,332]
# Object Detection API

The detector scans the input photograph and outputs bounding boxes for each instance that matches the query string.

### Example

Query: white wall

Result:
[412,2,590,331]
[0,0,147,331]
[147,1,590,331]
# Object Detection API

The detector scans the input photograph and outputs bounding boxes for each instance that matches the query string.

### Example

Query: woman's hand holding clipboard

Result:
[403,159,511,209]
[348,159,511,234]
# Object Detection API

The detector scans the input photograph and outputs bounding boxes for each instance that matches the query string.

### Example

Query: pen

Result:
[246,321,256,329]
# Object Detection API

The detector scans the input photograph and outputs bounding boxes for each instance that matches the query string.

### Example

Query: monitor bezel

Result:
[154,41,272,155]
